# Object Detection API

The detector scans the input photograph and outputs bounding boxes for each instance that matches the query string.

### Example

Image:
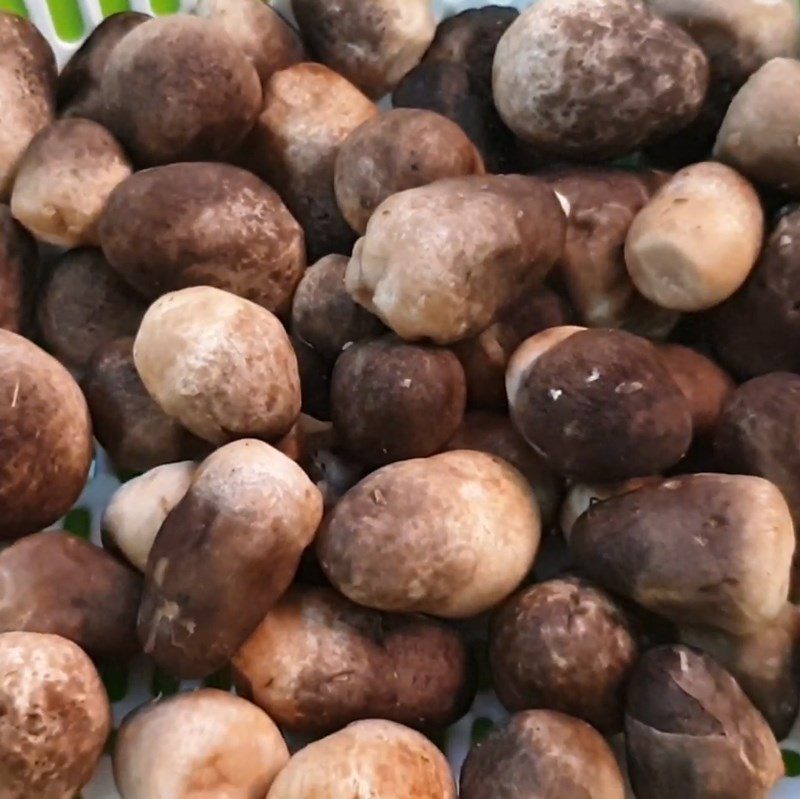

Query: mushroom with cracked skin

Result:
[233,585,474,734]
[460,709,626,799]
[625,162,764,312]
[625,645,784,799]
[238,62,378,262]
[266,719,456,799]
[0,12,56,201]
[100,162,306,315]
[492,0,708,160]
[334,108,484,234]
[290,0,436,99]
[0,330,93,541]
[138,439,323,678]
[489,576,639,733]
[0,631,111,799]
[98,15,261,166]
[346,175,566,344]
[506,326,693,481]
[317,449,541,618]
[330,335,467,467]
[114,689,289,799]
[133,287,301,446]
[569,474,795,634]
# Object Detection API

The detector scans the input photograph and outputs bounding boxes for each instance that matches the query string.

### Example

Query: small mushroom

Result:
[317,449,541,618]
[625,162,764,312]
[0,330,93,540]
[265,719,456,799]
[290,254,384,363]
[0,204,37,334]
[331,335,467,467]
[0,531,142,660]
[460,710,626,799]
[506,327,692,480]
[57,11,150,120]
[569,474,795,634]
[346,175,566,344]
[194,0,304,87]
[446,411,562,529]
[0,12,56,200]
[102,461,196,573]
[489,577,639,733]
[233,585,474,734]
[715,58,800,195]
[239,62,378,261]
[680,604,800,739]
[335,108,484,234]
[82,337,206,473]
[492,0,708,159]
[0,631,111,799]
[114,689,289,799]
[138,439,323,678]
[625,645,784,799]
[133,287,301,446]
[37,249,146,374]
[290,0,436,99]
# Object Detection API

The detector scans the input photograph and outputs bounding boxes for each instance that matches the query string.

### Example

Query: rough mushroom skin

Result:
[0,12,56,201]
[98,15,261,166]
[133,287,302,446]
[460,709,626,799]
[708,207,800,378]
[290,254,384,363]
[331,335,467,467]
[492,0,709,160]
[0,531,142,660]
[100,162,306,315]
[715,58,800,195]
[625,645,784,799]
[0,205,37,334]
[290,0,436,99]
[346,175,566,344]
[0,330,93,541]
[194,0,305,87]
[113,689,289,799]
[0,631,111,799]
[232,585,474,734]
[489,577,639,733]
[138,440,323,678]
[238,62,378,262]
[265,719,456,799]
[57,12,150,120]
[506,327,693,481]
[452,287,574,412]
[625,162,764,312]
[680,604,800,739]
[569,474,795,634]
[334,108,484,234]
[446,412,562,529]
[544,167,678,337]
[37,249,147,375]
[10,118,132,248]
[82,337,206,473]
[317,449,541,618]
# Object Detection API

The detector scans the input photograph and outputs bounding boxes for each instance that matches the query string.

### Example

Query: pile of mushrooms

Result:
[2,0,800,797]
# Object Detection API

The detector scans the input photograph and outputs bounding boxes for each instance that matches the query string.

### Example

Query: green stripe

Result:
[99,0,131,15]
[46,0,84,41]
[0,0,28,17]
[150,0,180,15]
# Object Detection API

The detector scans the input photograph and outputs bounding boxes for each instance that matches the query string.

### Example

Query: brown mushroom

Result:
[0,204,37,334]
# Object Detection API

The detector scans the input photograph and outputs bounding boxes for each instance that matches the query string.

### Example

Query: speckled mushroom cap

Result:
[0,631,111,799]
[266,719,456,799]
[492,0,709,160]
